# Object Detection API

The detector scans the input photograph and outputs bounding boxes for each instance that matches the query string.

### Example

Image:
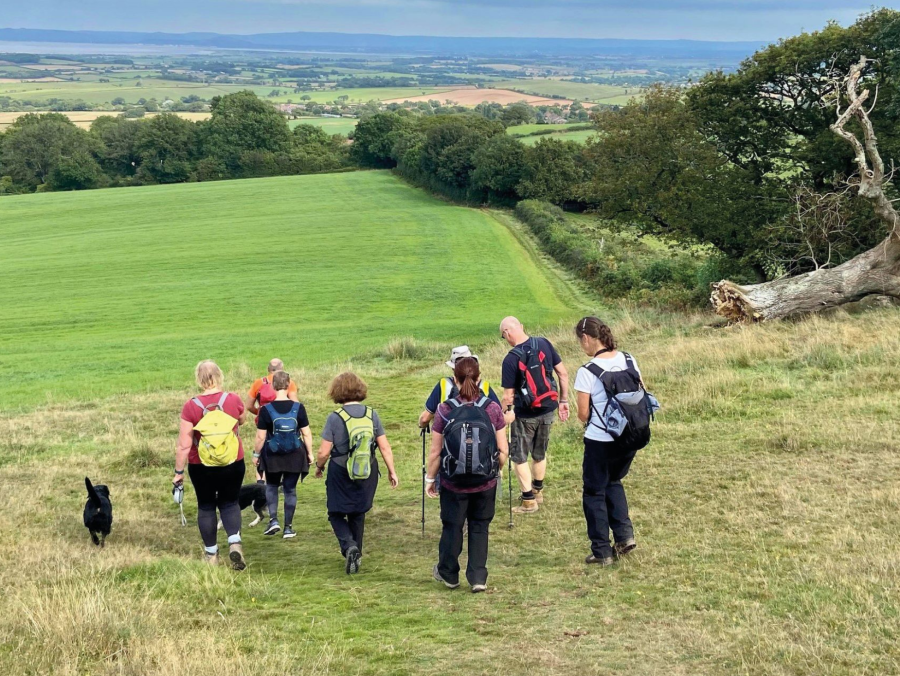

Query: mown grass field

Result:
[288,117,358,135]
[491,79,637,104]
[506,122,589,136]
[1,171,899,675]
[0,170,577,408]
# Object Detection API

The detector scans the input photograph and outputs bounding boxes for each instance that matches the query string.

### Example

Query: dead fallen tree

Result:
[711,56,900,321]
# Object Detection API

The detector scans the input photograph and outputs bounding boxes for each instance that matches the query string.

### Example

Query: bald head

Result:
[500,316,528,347]
[267,358,284,373]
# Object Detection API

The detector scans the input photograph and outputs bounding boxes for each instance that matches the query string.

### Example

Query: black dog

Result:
[83,477,113,547]
[218,483,267,529]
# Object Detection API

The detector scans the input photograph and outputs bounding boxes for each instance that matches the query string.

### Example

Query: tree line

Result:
[0,91,350,193]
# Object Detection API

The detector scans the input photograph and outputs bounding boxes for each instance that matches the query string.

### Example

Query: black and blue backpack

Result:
[263,402,303,455]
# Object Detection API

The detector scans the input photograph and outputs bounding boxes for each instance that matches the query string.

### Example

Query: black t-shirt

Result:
[257,399,310,439]
[501,336,562,418]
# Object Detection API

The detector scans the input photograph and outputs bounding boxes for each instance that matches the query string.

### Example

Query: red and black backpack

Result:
[511,338,559,411]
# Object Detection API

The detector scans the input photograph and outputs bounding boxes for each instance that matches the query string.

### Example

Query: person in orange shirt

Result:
[247,358,299,479]
[247,358,300,418]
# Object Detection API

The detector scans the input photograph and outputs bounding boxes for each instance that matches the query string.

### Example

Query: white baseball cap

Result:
[446,345,479,368]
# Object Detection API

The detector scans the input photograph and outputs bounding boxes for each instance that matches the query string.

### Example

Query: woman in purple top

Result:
[426,357,509,593]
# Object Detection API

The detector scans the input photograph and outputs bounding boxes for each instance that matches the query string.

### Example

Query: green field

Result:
[289,117,358,135]
[268,86,454,104]
[492,78,638,104]
[2,171,900,675]
[518,129,597,145]
[0,171,576,407]
[506,122,590,136]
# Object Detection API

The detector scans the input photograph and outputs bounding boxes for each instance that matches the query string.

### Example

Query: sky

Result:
[2,0,889,42]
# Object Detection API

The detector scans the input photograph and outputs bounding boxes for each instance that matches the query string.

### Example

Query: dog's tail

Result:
[85,477,101,504]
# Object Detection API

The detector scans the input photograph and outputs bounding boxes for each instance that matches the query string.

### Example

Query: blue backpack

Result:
[263,402,303,455]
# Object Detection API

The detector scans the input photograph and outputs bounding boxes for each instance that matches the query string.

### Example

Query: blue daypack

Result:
[263,402,303,455]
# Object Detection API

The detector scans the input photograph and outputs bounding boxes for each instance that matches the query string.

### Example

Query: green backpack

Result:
[336,407,377,481]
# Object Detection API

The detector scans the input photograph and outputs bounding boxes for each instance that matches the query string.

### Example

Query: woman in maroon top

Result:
[173,360,248,569]
[426,357,508,592]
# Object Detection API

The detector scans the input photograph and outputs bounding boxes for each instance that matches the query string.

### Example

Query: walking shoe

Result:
[585,553,615,566]
[471,583,487,594]
[432,564,460,589]
[204,551,219,566]
[229,544,246,571]
[534,489,545,505]
[615,538,637,557]
[345,546,361,575]
[264,519,281,536]
[282,525,296,539]
[512,498,539,514]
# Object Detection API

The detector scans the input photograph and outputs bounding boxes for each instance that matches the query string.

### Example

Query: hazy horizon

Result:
[4,1,889,42]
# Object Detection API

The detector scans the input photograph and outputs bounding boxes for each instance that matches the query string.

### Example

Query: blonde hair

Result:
[195,360,224,390]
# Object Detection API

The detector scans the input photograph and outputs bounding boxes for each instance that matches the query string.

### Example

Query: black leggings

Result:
[265,471,301,526]
[188,460,245,548]
[328,512,366,555]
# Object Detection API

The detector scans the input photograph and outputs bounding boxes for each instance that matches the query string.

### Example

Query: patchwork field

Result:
[518,129,597,145]
[2,170,899,676]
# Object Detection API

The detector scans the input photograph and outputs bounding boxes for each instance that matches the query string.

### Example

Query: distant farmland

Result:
[383,87,575,106]
[0,110,210,130]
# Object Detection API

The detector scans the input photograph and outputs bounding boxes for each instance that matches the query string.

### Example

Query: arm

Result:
[418,410,434,428]
[173,419,193,485]
[554,361,570,422]
[502,388,515,424]
[315,440,333,478]
[495,427,509,468]
[376,435,399,488]
[245,393,259,416]
[425,432,442,497]
[300,426,314,463]
[576,391,591,424]
[254,429,266,455]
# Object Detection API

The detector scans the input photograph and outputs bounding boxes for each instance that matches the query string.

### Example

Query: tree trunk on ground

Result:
[712,56,900,321]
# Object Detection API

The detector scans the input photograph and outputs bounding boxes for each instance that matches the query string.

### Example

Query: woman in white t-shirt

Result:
[573,316,642,567]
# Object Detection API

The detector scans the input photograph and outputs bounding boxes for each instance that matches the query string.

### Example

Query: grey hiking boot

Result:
[264,519,280,536]
[345,546,361,574]
[282,525,297,539]
[585,553,615,566]
[432,564,460,589]
[615,538,637,557]
[229,543,246,571]
[471,583,487,594]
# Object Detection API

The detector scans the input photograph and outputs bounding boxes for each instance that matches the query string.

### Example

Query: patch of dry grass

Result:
[2,309,900,674]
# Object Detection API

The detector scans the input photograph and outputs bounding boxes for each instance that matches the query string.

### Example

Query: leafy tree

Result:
[0,113,100,191]
[500,102,535,127]
[46,149,106,191]
[135,113,197,184]
[519,137,588,206]
[470,134,528,201]
[90,115,142,178]
[351,112,413,168]
[201,91,291,169]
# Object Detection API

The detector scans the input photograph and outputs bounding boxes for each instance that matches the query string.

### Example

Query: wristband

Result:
[559,400,569,404]
[425,476,436,484]
[174,468,184,475]
[252,453,261,459]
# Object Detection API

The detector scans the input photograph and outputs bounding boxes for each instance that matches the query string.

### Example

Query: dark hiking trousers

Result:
[438,484,497,586]
[582,438,636,559]
[328,511,366,556]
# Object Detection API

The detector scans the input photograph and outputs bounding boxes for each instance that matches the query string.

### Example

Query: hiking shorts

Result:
[510,410,554,464]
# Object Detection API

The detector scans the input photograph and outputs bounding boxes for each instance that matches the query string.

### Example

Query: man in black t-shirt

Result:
[500,316,569,514]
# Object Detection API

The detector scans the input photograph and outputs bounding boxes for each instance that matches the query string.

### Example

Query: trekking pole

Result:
[421,424,429,537]
[506,422,514,530]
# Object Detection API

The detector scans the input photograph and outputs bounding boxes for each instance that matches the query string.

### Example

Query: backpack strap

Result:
[289,401,300,418]
[217,392,229,410]
[446,398,461,410]
[582,363,612,432]
[191,397,205,411]
[474,396,490,408]
[364,406,373,421]
[336,407,352,423]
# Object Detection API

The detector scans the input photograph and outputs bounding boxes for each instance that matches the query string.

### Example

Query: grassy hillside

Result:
[0,171,578,408]
[288,117,358,135]
[2,305,900,675]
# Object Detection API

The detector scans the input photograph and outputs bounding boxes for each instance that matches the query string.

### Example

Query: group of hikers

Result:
[171,315,659,589]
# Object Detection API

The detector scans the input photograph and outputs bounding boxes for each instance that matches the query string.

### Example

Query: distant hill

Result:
[0,27,764,60]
